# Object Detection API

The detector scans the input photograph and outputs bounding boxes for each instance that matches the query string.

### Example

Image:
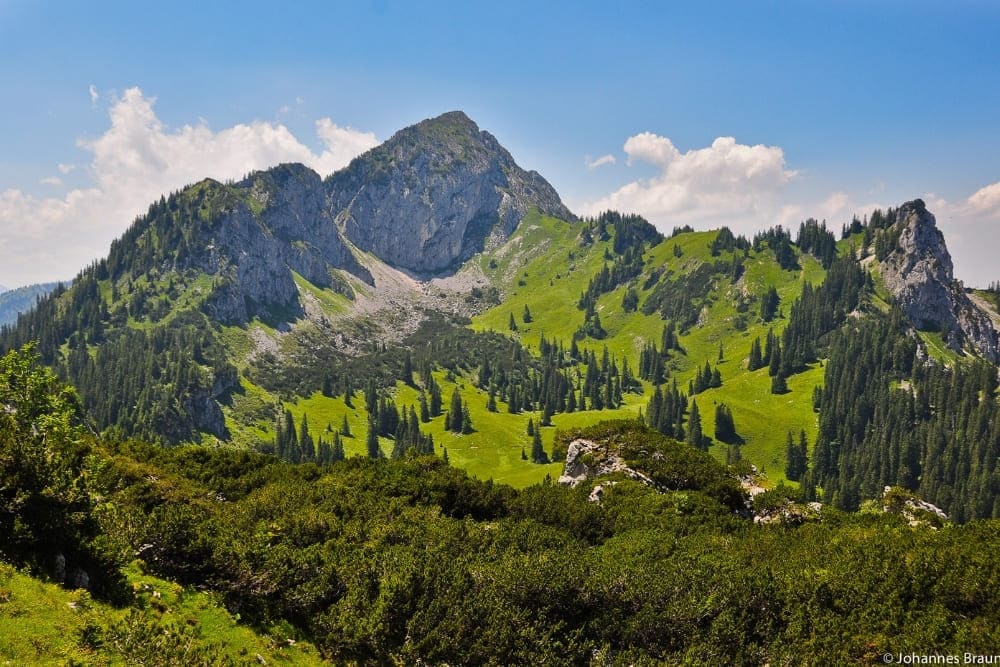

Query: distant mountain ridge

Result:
[0,282,63,326]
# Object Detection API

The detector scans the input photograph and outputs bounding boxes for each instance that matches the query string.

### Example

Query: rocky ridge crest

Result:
[879,199,1000,362]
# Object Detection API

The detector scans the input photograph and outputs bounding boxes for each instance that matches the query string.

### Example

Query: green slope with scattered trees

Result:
[4,350,1000,663]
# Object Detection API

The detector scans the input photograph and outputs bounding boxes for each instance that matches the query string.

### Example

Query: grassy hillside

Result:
[0,561,322,665]
[469,213,827,484]
[227,212,835,488]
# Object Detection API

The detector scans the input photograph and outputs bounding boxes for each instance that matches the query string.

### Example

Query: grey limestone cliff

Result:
[880,199,999,362]
[326,111,574,274]
[187,164,370,323]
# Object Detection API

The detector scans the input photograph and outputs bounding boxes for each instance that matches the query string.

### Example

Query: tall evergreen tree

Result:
[366,415,381,459]
[449,388,464,433]
[687,400,706,451]
[531,427,548,463]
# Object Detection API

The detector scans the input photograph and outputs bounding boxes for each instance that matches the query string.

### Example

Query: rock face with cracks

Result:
[880,199,1000,362]
[327,111,574,275]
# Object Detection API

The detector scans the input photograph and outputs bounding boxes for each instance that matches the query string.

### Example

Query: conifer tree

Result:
[461,405,473,434]
[687,399,706,451]
[531,427,548,463]
[748,337,763,371]
[331,432,345,462]
[419,391,430,422]
[449,388,464,433]
[366,415,380,459]
[299,414,314,462]
[402,352,414,386]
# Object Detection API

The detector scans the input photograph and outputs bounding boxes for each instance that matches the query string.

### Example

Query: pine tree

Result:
[402,352,414,386]
[527,418,534,436]
[429,380,442,417]
[449,388,464,433]
[419,391,430,422]
[461,405,473,434]
[340,414,351,437]
[523,304,533,323]
[366,415,381,459]
[509,313,518,331]
[486,388,497,412]
[299,414,314,462]
[687,400,705,451]
[331,432,345,462]
[531,427,548,463]
[748,337,763,371]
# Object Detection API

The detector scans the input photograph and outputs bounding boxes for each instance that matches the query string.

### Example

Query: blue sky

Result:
[1,0,999,287]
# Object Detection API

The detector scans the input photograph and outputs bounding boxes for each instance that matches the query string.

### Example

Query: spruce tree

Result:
[366,415,381,459]
[449,388,464,433]
[299,414,314,462]
[748,337,763,371]
[531,427,548,463]
[461,405,473,434]
[687,400,705,451]
[419,391,430,422]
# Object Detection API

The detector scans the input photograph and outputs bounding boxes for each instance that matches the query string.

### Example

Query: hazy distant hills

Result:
[0,282,63,326]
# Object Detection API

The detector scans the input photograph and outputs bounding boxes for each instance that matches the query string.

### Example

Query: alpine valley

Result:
[3,111,1000,664]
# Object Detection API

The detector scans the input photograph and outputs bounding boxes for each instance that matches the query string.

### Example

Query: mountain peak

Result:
[880,201,999,361]
[327,111,574,274]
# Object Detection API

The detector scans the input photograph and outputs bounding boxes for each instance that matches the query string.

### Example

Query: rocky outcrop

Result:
[879,199,1000,362]
[558,438,664,491]
[882,486,948,528]
[327,111,574,275]
[188,165,372,323]
[177,112,574,322]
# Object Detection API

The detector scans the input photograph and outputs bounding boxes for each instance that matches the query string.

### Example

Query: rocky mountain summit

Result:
[104,112,573,326]
[880,199,1000,362]
[327,111,574,274]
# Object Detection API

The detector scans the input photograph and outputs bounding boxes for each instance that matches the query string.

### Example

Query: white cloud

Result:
[39,177,63,187]
[966,182,1000,218]
[57,163,75,175]
[313,118,379,174]
[0,87,378,286]
[89,84,99,105]
[583,132,796,235]
[623,132,680,167]
[584,154,616,170]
